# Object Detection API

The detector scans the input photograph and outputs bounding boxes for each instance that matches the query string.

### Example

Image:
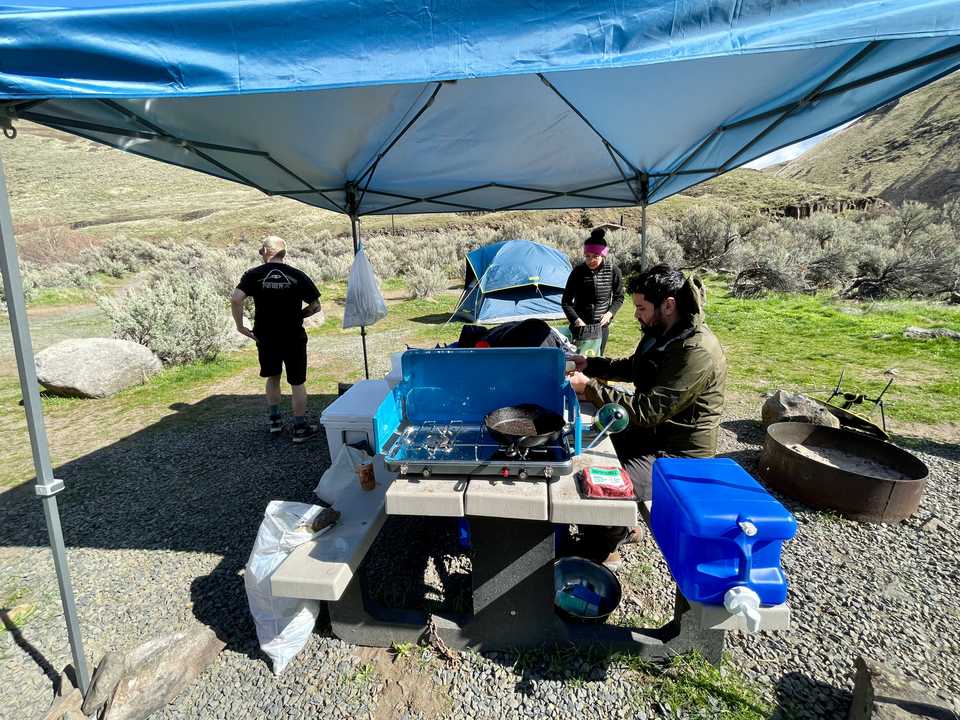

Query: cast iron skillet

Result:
[484,404,566,451]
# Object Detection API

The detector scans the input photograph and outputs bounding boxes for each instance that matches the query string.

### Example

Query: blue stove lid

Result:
[400,348,567,423]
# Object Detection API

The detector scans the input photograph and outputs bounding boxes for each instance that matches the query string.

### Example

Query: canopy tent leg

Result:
[0,159,90,691]
[349,215,370,380]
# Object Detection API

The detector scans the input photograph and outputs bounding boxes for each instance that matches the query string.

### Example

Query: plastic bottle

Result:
[723,586,762,633]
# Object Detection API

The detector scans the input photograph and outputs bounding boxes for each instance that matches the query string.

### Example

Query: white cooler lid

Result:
[321,379,390,424]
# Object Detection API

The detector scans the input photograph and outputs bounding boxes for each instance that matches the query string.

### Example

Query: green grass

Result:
[0,586,37,633]
[646,653,770,720]
[29,287,99,307]
[113,353,253,409]
[601,277,960,425]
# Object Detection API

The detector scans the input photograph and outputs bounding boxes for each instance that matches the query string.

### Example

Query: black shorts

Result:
[257,335,308,386]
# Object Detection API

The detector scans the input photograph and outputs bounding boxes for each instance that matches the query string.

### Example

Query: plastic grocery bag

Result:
[313,445,369,502]
[244,501,331,674]
[342,246,388,328]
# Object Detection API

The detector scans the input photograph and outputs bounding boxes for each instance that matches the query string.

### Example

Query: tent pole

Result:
[349,214,370,380]
[0,159,90,691]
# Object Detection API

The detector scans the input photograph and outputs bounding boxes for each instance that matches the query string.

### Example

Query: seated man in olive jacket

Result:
[568,264,727,565]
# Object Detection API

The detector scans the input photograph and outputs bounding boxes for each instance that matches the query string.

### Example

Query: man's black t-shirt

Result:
[237,262,321,341]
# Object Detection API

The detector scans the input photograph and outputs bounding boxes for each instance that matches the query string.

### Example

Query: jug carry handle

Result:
[734,517,757,584]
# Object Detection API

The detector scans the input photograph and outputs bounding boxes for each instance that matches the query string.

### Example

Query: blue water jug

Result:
[650,458,796,606]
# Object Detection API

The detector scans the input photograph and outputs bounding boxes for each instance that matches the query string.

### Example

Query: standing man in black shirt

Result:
[231,236,323,442]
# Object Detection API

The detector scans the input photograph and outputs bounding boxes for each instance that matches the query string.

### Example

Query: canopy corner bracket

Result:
[35,478,66,496]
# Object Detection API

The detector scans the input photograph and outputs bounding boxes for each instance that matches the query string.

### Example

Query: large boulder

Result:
[761,390,841,429]
[82,625,225,720]
[35,338,162,398]
[848,657,959,719]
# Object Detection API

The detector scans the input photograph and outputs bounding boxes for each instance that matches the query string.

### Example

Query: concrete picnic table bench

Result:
[270,404,789,662]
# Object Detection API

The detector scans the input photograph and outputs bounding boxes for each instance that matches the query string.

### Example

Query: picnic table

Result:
[271,403,789,662]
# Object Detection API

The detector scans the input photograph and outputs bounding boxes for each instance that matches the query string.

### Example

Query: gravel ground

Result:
[2,395,958,719]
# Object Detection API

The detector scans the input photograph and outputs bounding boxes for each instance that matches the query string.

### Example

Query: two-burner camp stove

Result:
[377,348,582,481]
[384,420,573,479]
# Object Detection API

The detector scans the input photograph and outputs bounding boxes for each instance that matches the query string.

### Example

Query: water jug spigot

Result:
[724,586,762,633]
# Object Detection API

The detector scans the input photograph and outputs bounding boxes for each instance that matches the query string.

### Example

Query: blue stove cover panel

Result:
[400,348,567,423]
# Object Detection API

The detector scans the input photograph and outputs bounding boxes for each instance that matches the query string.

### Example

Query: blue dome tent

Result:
[457,240,572,324]
[1,0,960,691]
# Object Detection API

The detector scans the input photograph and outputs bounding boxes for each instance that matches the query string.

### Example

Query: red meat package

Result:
[578,466,636,499]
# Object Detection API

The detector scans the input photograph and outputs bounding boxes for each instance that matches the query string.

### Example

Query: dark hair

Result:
[627,264,685,306]
[584,228,607,247]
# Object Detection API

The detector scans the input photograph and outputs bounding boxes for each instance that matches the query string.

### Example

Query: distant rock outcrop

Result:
[35,338,162,398]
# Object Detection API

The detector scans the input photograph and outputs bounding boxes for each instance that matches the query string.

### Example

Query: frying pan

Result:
[484,403,567,451]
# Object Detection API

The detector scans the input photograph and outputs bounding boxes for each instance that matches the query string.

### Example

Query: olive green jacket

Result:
[582,276,727,457]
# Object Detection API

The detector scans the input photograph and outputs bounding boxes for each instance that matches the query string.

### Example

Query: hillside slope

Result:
[774,71,960,205]
[0,121,868,257]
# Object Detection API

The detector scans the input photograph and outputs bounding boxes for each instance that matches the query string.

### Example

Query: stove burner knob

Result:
[422,467,432,479]
[543,467,554,479]
[518,469,528,481]
[399,464,409,477]
[500,467,510,478]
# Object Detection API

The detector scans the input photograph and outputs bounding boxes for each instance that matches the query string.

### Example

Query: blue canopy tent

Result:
[456,240,572,324]
[1,0,960,691]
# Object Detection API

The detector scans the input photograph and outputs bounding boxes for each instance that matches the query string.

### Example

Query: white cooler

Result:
[320,379,390,459]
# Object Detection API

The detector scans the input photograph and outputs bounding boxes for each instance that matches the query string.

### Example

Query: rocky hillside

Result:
[774,71,960,206]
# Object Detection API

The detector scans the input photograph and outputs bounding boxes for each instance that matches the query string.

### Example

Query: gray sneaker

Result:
[269,416,283,434]
[292,422,319,444]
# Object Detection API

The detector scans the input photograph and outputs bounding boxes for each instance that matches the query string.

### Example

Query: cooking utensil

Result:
[483,403,566,452]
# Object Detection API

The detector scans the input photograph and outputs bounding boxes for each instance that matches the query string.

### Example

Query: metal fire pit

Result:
[759,422,929,523]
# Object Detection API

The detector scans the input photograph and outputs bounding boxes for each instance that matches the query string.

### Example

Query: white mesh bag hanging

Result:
[342,245,387,328]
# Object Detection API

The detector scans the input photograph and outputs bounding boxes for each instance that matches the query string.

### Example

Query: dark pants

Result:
[600,324,610,355]
[578,427,663,561]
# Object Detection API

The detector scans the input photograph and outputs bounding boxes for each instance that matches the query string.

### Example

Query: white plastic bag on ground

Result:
[342,245,388,328]
[244,501,330,674]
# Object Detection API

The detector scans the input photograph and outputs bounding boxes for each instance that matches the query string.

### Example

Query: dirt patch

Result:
[178,209,218,222]
[356,647,451,720]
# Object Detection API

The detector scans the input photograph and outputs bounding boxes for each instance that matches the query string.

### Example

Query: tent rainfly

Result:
[456,240,572,325]
[2,0,960,693]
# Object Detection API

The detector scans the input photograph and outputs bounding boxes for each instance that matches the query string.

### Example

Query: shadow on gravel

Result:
[891,434,960,463]
[410,313,453,325]
[1,608,60,685]
[721,418,765,445]
[485,645,614,694]
[771,671,851,719]
[0,392,337,658]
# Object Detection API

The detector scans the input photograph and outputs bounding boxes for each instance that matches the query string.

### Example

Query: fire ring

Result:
[758,422,929,523]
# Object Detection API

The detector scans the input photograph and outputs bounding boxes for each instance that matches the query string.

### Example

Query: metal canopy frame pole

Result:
[639,176,649,272]
[347,205,370,380]
[0,159,90,691]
